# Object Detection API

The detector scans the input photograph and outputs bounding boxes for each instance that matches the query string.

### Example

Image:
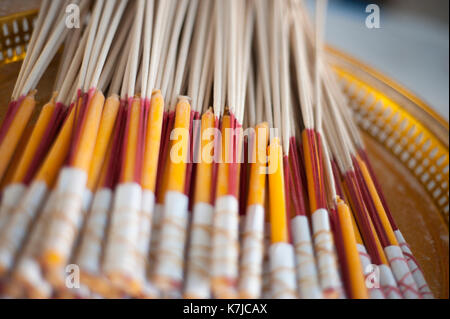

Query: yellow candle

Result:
[337,198,369,299]
[302,130,317,213]
[166,97,191,193]
[142,90,165,192]
[247,122,269,207]
[11,100,56,184]
[215,114,231,199]
[0,92,36,181]
[357,156,398,246]
[268,137,288,244]
[73,90,105,172]
[194,108,215,204]
[0,126,32,189]
[86,94,120,190]
[121,97,141,183]
[95,137,114,189]
[35,105,77,187]
[350,205,364,245]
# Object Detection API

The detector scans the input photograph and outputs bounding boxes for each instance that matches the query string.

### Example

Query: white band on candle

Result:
[0,181,47,273]
[291,215,322,299]
[135,189,155,282]
[211,196,239,287]
[148,203,163,274]
[385,245,421,299]
[238,204,264,299]
[394,230,433,299]
[77,188,112,275]
[103,182,142,281]
[13,190,56,298]
[311,208,342,296]
[379,264,403,299]
[15,258,52,298]
[185,202,214,299]
[269,242,298,299]
[356,244,385,299]
[154,191,189,291]
[43,168,88,265]
[0,183,26,230]
[262,223,271,299]
[81,188,93,219]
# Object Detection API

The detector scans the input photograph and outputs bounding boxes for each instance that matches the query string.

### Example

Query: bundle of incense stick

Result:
[0,0,433,299]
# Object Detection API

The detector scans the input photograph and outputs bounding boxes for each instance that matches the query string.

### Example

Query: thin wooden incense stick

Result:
[210,0,245,299]
[184,0,215,299]
[0,0,437,299]
[11,0,61,100]
[292,0,343,298]
[40,0,122,288]
[263,0,298,299]
[239,121,268,298]
[102,0,145,296]
[152,0,197,297]
[322,68,421,299]
[0,99,78,277]
[322,85,403,299]
[326,68,434,298]
[282,4,322,298]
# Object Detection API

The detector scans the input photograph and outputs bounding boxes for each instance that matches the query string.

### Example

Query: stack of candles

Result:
[0,0,433,299]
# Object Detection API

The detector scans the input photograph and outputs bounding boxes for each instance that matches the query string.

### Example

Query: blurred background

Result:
[306,0,449,120]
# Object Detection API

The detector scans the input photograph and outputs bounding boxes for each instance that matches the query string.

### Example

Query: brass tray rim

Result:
[0,9,38,21]
[326,45,450,141]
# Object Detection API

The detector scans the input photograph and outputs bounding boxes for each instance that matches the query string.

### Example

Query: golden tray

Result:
[1,10,449,298]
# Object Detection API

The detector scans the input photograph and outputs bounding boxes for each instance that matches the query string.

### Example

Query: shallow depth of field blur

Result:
[1,0,449,119]
[306,0,449,120]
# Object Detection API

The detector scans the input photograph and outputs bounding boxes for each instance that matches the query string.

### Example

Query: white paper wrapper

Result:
[103,183,142,280]
[148,203,163,274]
[291,215,322,299]
[81,189,93,220]
[269,242,298,299]
[311,208,342,297]
[77,188,112,275]
[43,168,88,265]
[379,264,403,299]
[22,190,57,258]
[15,258,53,298]
[154,191,189,291]
[13,190,56,298]
[211,195,239,296]
[132,190,157,297]
[139,281,160,299]
[238,204,265,298]
[385,245,421,299]
[394,230,433,298]
[72,284,92,299]
[0,183,26,231]
[136,189,155,282]
[184,202,214,298]
[356,244,385,299]
[262,223,271,299]
[58,284,92,299]
[0,181,47,273]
